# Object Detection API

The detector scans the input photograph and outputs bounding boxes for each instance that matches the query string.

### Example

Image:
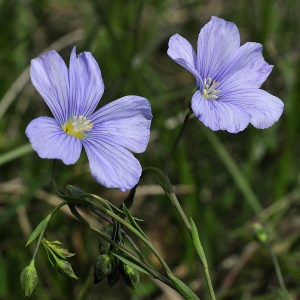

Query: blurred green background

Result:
[1,0,300,299]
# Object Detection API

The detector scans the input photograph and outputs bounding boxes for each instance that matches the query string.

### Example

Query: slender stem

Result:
[51,160,61,195]
[32,227,46,260]
[143,167,192,231]
[162,109,217,300]
[163,110,193,231]
[263,242,292,300]
[167,178,192,231]
[164,109,193,176]
[203,267,216,300]
[79,193,124,215]
[32,201,69,260]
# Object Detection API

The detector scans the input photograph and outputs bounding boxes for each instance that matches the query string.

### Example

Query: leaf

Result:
[110,251,151,276]
[122,205,148,240]
[26,214,51,247]
[167,272,200,300]
[190,218,207,265]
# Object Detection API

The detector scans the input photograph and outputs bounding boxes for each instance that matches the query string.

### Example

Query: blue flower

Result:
[167,16,283,133]
[26,47,152,191]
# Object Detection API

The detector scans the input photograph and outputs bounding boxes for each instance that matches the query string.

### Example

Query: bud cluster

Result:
[42,238,78,280]
[94,224,140,289]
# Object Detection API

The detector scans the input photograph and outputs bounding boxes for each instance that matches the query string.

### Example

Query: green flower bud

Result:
[55,258,78,279]
[120,263,139,290]
[253,223,268,243]
[93,253,117,284]
[20,260,38,297]
[107,269,120,287]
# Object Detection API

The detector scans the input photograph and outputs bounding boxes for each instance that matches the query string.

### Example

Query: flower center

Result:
[62,116,93,139]
[202,78,221,100]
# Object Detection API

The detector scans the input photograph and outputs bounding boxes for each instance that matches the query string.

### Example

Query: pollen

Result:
[62,116,93,139]
[202,78,221,100]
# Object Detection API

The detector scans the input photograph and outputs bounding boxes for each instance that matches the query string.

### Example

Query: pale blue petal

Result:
[90,96,152,153]
[221,89,284,129]
[69,47,104,117]
[167,34,201,86]
[191,90,250,133]
[216,43,273,92]
[30,51,69,124]
[197,16,240,80]
[82,139,142,191]
[25,117,82,164]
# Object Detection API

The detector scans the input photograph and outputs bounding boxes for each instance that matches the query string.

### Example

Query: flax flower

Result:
[26,47,152,191]
[167,16,283,133]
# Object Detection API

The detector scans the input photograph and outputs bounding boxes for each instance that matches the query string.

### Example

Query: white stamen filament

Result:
[202,78,221,100]
[71,116,93,132]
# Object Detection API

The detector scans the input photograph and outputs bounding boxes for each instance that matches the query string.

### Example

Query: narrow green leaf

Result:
[0,143,32,167]
[167,272,200,300]
[110,251,151,276]
[190,218,207,265]
[122,205,148,240]
[25,214,51,247]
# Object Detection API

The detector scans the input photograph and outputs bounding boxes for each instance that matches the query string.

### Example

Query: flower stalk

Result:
[163,109,216,300]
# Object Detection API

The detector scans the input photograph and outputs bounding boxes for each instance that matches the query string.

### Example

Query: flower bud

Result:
[93,253,117,284]
[55,258,78,279]
[120,263,139,290]
[20,260,38,297]
[253,222,268,243]
[107,269,120,287]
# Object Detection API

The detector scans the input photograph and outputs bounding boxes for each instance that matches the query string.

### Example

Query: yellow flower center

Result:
[202,78,221,100]
[62,116,93,139]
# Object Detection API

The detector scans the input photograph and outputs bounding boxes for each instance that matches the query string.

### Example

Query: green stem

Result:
[164,109,193,176]
[263,242,292,300]
[203,262,216,300]
[32,201,68,260]
[167,178,192,231]
[51,160,61,195]
[162,109,216,300]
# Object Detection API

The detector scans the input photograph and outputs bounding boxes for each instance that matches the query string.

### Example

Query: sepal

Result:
[93,252,117,284]
[55,258,78,279]
[107,268,120,287]
[42,238,78,279]
[43,238,76,259]
[119,262,139,290]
